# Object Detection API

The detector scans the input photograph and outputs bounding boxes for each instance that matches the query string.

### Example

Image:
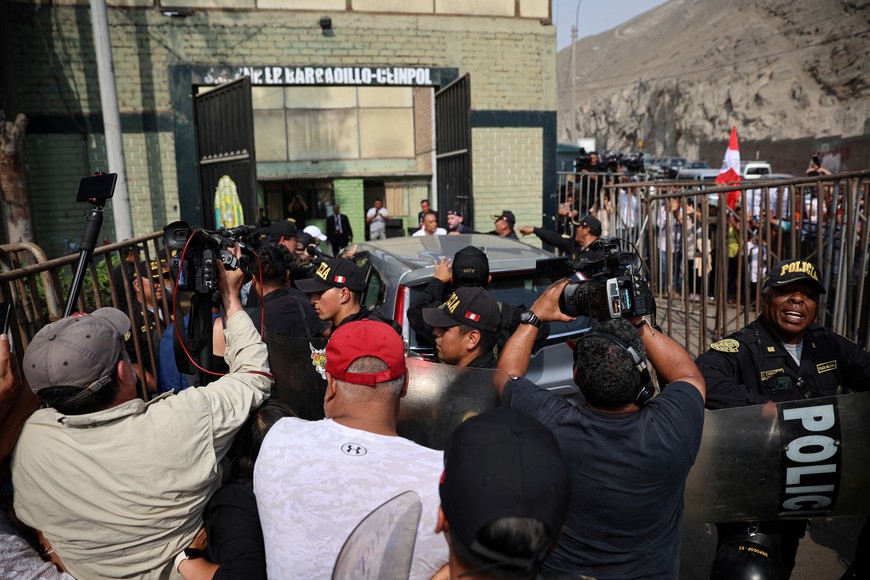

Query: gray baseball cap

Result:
[24,308,131,397]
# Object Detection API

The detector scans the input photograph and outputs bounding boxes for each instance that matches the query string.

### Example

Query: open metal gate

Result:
[435,74,472,228]
[194,77,258,229]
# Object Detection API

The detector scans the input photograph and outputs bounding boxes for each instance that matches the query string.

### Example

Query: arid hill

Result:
[557,0,870,165]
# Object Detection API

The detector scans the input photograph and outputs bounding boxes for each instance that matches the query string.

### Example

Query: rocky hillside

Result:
[556,0,870,161]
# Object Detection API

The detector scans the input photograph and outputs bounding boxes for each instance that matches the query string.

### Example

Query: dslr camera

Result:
[537,237,655,319]
[163,220,256,294]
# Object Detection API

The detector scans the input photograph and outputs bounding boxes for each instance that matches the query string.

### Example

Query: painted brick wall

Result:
[472,127,544,247]
[8,5,554,252]
[333,178,365,242]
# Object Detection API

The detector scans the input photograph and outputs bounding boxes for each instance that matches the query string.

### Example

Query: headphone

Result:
[583,330,654,407]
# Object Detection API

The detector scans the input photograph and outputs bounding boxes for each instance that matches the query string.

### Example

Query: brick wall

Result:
[333,178,365,241]
[472,127,544,246]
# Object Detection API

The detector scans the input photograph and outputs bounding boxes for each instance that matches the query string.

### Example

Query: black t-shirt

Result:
[244,287,328,339]
[506,378,704,579]
[205,482,266,580]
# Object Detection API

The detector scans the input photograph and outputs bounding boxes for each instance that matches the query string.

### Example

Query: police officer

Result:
[696,258,870,576]
[517,214,601,261]
[406,246,549,353]
[125,260,170,393]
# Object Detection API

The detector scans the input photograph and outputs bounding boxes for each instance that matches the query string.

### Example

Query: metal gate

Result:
[194,77,258,229]
[435,74,472,228]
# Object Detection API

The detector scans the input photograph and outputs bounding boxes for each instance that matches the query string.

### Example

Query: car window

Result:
[362,264,385,311]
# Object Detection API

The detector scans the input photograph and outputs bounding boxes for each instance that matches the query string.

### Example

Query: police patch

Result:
[760,368,784,382]
[711,338,740,353]
[817,361,838,374]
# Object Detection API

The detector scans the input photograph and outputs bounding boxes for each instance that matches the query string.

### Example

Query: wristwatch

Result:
[520,309,542,329]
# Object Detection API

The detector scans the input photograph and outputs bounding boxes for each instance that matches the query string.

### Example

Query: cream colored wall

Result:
[23,0,550,19]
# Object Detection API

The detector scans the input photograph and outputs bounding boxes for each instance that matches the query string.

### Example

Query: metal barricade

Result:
[552,170,870,356]
[1,233,172,399]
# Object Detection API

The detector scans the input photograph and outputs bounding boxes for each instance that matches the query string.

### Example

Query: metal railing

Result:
[1,233,172,399]
[554,169,870,356]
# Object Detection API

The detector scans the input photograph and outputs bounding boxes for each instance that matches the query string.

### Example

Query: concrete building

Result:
[2,0,556,253]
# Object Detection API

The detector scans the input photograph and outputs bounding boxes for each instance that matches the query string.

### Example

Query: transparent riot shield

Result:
[685,391,870,523]
[397,358,510,451]
[332,491,422,580]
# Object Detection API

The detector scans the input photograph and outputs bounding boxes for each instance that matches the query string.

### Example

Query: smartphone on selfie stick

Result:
[63,173,117,318]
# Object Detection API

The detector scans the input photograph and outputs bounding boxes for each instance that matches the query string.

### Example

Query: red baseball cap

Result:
[325,320,406,386]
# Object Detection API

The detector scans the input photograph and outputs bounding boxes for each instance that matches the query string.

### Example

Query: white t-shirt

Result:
[412,227,447,237]
[255,418,447,579]
[366,207,389,230]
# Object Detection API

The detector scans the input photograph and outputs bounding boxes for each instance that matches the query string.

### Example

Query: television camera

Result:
[163,221,257,294]
[574,149,645,175]
[536,237,654,320]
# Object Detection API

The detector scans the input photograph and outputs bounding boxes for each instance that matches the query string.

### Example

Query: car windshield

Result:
[407,272,589,350]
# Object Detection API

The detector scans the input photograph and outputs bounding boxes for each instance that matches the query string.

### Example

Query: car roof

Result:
[351,234,556,286]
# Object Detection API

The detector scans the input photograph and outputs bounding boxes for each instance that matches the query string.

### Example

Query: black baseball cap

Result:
[132,260,167,282]
[440,408,571,574]
[422,287,499,333]
[763,259,826,294]
[491,210,516,227]
[269,219,298,240]
[451,246,489,288]
[295,258,365,293]
[574,214,602,236]
[447,209,464,217]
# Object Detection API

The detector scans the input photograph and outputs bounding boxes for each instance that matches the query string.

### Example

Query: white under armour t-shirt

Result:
[254,418,447,579]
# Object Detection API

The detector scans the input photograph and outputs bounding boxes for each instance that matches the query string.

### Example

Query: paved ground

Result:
[680,516,863,579]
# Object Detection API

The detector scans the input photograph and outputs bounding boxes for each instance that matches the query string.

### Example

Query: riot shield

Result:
[265,334,329,420]
[685,391,870,523]
[397,358,509,450]
[332,491,422,579]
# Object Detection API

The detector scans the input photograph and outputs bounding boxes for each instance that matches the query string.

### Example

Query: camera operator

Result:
[495,280,705,578]
[11,249,274,579]
[806,154,831,178]
[213,244,328,359]
[518,215,602,262]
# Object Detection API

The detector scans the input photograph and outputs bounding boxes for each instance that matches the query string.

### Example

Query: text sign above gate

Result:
[196,66,440,87]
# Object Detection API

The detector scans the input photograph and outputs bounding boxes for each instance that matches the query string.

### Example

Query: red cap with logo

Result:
[325,320,406,386]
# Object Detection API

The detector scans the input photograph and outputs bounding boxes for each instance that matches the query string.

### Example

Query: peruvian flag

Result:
[464,311,481,322]
[716,127,742,209]
[334,275,346,284]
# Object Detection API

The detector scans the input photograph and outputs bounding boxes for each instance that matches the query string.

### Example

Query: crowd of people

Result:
[1,162,868,579]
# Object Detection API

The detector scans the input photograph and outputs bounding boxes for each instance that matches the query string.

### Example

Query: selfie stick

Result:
[63,172,118,318]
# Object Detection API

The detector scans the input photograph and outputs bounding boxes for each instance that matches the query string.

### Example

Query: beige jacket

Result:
[12,311,272,580]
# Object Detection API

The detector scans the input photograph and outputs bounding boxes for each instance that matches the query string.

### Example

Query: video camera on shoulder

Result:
[536,237,654,319]
[163,221,256,294]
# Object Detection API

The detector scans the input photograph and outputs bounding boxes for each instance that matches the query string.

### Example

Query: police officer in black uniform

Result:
[696,258,870,576]
[518,214,602,261]
[124,259,171,394]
